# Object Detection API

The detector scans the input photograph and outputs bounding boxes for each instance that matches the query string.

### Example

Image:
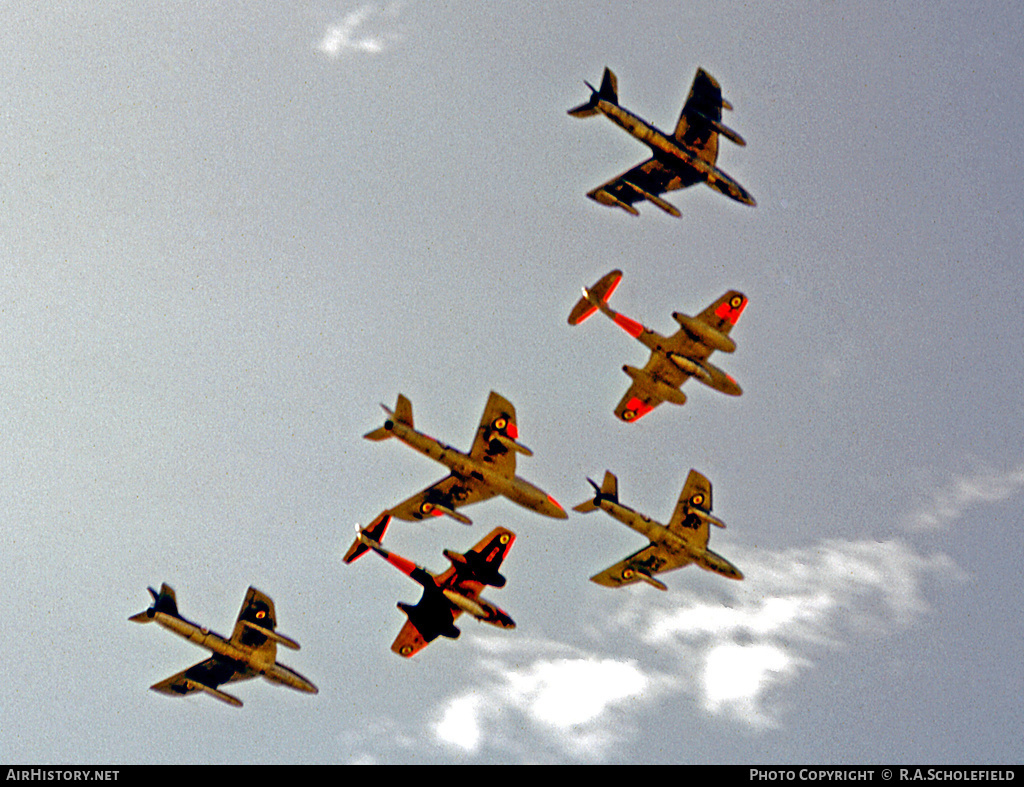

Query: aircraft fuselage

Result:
[365,536,517,630]
[582,292,740,398]
[593,496,742,580]
[146,610,318,694]
[382,418,567,519]
[594,98,753,206]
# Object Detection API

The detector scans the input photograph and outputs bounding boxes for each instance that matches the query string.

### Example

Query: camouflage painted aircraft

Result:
[568,66,755,216]
[574,469,743,590]
[364,391,567,524]
[129,584,318,707]
[568,269,747,422]
[345,514,516,657]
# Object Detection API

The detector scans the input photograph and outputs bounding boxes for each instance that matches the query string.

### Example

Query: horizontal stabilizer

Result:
[572,471,618,513]
[567,100,600,118]
[568,67,619,117]
[364,394,414,441]
[343,512,392,564]
[129,583,178,623]
[572,497,599,514]
[568,269,622,325]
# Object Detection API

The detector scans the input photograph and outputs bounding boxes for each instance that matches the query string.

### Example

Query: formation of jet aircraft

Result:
[569,67,755,216]
[129,584,318,707]
[569,269,747,422]
[574,469,743,589]
[364,391,568,525]
[345,514,517,657]
[131,63,754,693]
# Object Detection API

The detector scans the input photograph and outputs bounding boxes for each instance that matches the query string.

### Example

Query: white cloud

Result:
[908,462,1024,530]
[703,642,799,727]
[433,693,484,752]
[502,657,649,729]
[317,4,404,58]
[416,538,958,759]
[427,651,655,761]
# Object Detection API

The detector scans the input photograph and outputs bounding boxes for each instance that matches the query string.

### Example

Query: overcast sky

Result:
[2,0,1022,765]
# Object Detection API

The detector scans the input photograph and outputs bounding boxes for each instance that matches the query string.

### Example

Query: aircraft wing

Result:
[694,290,747,339]
[390,588,462,658]
[590,543,692,589]
[614,353,688,422]
[666,469,713,546]
[391,619,432,658]
[386,474,497,524]
[587,157,702,216]
[672,68,732,166]
[150,657,253,705]
[661,292,745,359]
[436,527,516,595]
[467,391,524,476]
[229,586,278,652]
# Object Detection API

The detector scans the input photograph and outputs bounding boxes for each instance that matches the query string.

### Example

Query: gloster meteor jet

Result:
[346,515,516,658]
[568,269,746,422]
[129,584,318,707]
[364,391,567,525]
[574,469,743,590]
[568,66,755,216]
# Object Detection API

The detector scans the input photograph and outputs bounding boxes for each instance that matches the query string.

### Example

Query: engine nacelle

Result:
[671,313,736,353]
[622,365,687,406]
[666,354,741,396]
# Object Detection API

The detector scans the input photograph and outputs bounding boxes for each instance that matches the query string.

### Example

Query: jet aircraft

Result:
[129,584,318,707]
[574,469,743,589]
[345,515,517,657]
[568,269,747,422]
[568,66,755,216]
[364,390,567,524]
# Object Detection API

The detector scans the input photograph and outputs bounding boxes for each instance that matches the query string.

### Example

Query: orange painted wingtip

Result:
[568,270,622,325]
[391,620,430,659]
[715,294,748,325]
[619,397,654,422]
[568,302,597,325]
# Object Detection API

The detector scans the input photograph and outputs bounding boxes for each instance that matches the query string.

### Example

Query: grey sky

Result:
[1,0,1022,765]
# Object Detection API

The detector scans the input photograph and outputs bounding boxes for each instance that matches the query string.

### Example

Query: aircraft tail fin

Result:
[568,67,619,117]
[568,269,623,325]
[392,394,413,426]
[129,583,179,623]
[343,512,391,564]
[572,471,619,513]
[364,394,414,440]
